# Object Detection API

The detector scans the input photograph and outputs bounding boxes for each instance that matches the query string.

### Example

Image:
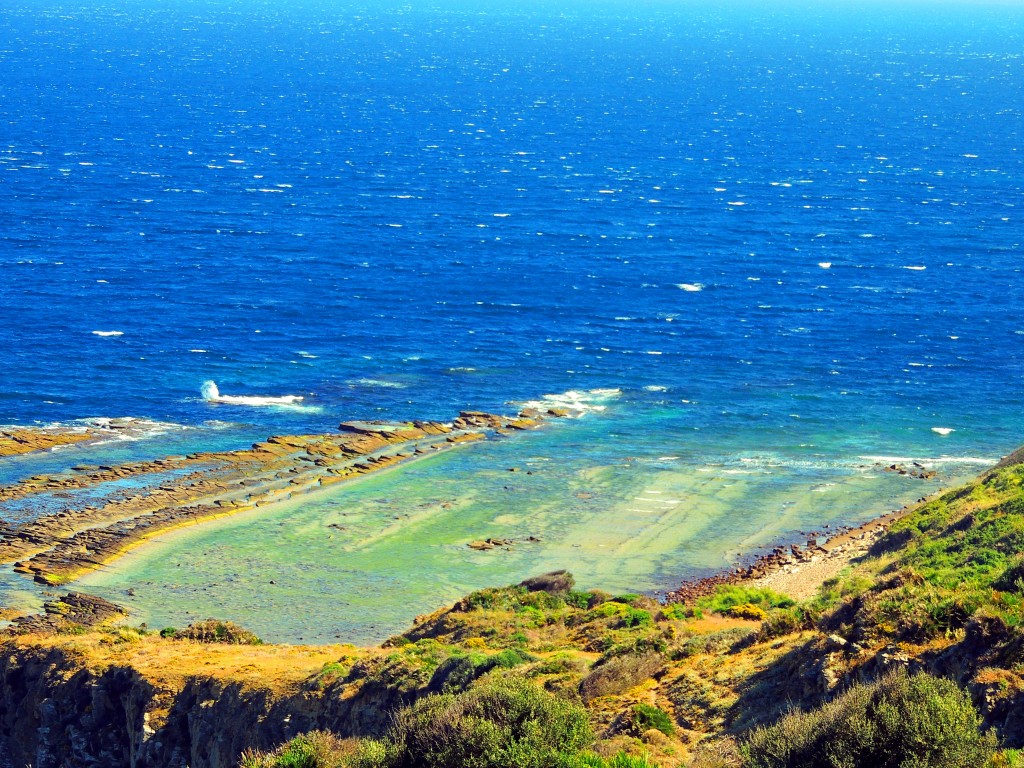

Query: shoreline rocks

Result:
[0,428,98,458]
[0,409,565,590]
[0,418,177,459]
[4,592,126,635]
[664,499,931,605]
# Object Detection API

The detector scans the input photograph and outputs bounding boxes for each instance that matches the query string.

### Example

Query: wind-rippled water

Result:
[1,0,1022,642]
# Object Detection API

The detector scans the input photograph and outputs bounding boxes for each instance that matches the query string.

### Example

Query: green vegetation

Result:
[632,704,675,737]
[240,731,353,768]
[241,677,658,768]
[991,750,1024,768]
[820,462,1024,647]
[353,675,592,767]
[173,619,263,645]
[741,671,995,768]
[696,585,796,615]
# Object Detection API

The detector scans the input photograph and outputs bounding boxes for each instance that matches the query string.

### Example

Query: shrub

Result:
[530,653,585,676]
[520,570,576,595]
[579,652,664,702]
[670,627,753,659]
[697,585,795,615]
[659,603,697,621]
[492,648,532,667]
[429,647,534,692]
[174,619,262,645]
[741,670,995,768]
[727,604,768,621]
[353,675,593,768]
[633,703,675,736]
[602,754,658,768]
[610,594,644,605]
[619,607,654,629]
[994,556,1024,593]
[580,753,659,768]
[238,731,352,768]
[991,749,1024,768]
[565,591,596,609]
[557,752,658,768]
[101,627,145,644]
[309,662,349,690]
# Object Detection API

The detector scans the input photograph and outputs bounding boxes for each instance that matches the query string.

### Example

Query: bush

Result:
[239,731,352,768]
[520,570,576,595]
[991,750,1024,768]
[610,594,644,605]
[697,585,795,615]
[741,670,995,768]
[353,675,593,768]
[670,627,753,660]
[633,703,675,736]
[727,604,768,621]
[565,591,596,609]
[530,653,586,676]
[756,607,811,641]
[573,753,659,768]
[174,619,262,645]
[308,662,350,690]
[994,556,1024,593]
[659,603,698,621]
[619,607,654,629]
[579,652,664,702]
[555,752,658,768]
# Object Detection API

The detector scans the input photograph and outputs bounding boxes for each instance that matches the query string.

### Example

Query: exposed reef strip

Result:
[0,410,558,587]
[0,456,193,505]
[0,418,176,459]
[0,427,98,458]
[4,592,126,635]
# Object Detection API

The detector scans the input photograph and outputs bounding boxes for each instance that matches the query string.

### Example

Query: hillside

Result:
[3,452,1024,767]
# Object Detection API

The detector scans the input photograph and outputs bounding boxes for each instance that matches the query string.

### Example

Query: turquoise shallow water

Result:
[1,0,1023,641]
[72,399,995,644]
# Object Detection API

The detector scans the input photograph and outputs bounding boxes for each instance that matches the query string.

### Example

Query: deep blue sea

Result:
[1,0,1023,642]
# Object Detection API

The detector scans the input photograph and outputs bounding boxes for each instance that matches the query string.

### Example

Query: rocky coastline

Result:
[664,486,950,605]
[0,409,562,595]
[0,418,172,458]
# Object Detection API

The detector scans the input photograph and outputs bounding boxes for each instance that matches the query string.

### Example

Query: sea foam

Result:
[514,388,621,417]
[200,381,306,407]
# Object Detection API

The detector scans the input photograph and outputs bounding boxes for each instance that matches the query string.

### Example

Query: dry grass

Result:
[6,631,349,694]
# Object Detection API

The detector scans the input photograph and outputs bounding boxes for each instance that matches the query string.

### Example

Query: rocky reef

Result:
[0,411,559,588]
[0,418,177,459]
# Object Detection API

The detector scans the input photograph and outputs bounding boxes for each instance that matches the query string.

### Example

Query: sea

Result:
[1,0,1022,644]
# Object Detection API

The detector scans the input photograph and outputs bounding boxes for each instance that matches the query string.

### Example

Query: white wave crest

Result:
[858,454,994,466]
[71,417,189,444]
[201,380,306,407]
[91,330,123,337]
[348,378,407,389]
[514,388,621,418]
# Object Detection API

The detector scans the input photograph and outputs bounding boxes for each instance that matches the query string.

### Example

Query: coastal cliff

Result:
[3,448,1024,767]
